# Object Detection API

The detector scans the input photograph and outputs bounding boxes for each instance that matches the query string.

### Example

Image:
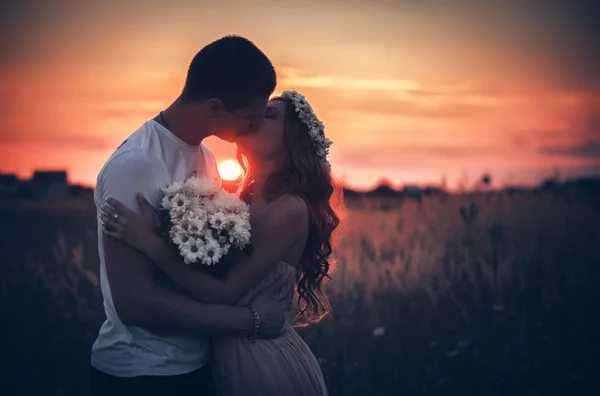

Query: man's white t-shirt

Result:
[91,120,220,377]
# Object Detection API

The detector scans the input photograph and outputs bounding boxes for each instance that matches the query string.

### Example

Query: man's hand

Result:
[249,274,292,339]
[101,194,158,254]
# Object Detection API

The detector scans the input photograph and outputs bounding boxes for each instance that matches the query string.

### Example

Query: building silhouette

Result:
[0,170,92,198]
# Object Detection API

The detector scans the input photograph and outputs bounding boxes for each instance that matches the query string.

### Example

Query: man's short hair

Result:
[182,35,277,109]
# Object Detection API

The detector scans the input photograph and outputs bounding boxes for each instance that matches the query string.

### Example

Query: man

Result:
[90,35,285,396]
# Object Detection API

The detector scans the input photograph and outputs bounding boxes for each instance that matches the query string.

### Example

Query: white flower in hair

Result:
[280,90,333,168]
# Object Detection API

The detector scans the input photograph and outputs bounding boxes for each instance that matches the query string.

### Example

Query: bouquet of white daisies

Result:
[159,175,252,266]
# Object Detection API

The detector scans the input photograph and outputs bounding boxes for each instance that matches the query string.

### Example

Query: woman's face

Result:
[236,99,287,162]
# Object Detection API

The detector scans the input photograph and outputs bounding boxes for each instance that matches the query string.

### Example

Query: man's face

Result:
[212,97,268,143]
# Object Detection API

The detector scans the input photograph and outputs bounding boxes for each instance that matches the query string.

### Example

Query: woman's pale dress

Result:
[211,261,328,396]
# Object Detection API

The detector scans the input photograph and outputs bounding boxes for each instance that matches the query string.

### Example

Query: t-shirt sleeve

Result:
[96,149,169,216]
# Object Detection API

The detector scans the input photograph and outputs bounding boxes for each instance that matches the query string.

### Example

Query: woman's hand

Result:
[100,193,159,253]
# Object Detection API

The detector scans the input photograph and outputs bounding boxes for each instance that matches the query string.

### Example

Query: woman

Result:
[100,90,342,396]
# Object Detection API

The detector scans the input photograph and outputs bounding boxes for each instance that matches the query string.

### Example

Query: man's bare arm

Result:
[104,236,256,334]
[104,233,288,338]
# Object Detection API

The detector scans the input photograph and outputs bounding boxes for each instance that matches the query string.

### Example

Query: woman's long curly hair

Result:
[236,97,344,326]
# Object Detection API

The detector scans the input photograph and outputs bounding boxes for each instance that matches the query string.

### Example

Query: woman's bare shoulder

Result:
[270,194,309,220]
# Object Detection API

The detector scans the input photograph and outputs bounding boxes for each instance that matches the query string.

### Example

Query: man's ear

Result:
[205,99,224,117]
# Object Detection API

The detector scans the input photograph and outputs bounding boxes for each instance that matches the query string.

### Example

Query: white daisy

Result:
[188,216,207,235]
[184,176,220,196]
[180,237,205,265]
[189,195,202,208]
[162,181,185,196]
[171,230,191,246]
[172,218,196,235]
[230,223,251,246]
[209,212,228,231]
[169,193,190,213]
[170,209,187,224]
[201,197,217,213]
[221,243,231,257]
[201,238,222,266]
[215,212,235,232]
[212,190,249,213]
[190,206,207,219]
[161,195,174,210]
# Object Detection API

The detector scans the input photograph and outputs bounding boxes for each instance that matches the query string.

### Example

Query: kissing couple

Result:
[90,35,342,396]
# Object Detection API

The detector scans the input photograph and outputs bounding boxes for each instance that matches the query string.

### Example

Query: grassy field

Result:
[1,191,598,395]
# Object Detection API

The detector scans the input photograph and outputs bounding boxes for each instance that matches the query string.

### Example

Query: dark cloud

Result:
[282,79,507,121]
[559,164,600,179]
[334,93,500,120]
[519,0,600,89]
[2,0,598,92]
[540,141,600,159]
[0,0,80,66]
[398,0,600,89]
[581,114,600,141]
[337,144,513,167]
[336,100,489,120]
[511,135,530,148]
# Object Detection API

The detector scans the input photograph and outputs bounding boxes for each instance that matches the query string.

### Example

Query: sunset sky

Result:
[1,0,598,189]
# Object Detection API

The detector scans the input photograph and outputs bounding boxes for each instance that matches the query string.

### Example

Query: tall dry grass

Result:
[300,192,599,395]
[1,191,598,395]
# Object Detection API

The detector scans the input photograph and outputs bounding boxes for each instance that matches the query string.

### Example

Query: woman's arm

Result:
[101,193,308,305]
[104,235,288,338]
[145,195,308,304]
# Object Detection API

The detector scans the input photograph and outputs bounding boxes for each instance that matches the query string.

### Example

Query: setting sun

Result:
[218,159,243,181]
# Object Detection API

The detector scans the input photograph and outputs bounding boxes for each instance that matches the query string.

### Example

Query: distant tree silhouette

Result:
[342,186,361,197]
[366,179,400,197]
[564,177,600,194]
[538,170,562,192]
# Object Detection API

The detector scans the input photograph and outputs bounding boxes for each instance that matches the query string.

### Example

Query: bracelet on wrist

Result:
[247,304,260,343]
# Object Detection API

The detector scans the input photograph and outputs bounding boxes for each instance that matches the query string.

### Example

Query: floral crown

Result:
[280,90,333,168]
